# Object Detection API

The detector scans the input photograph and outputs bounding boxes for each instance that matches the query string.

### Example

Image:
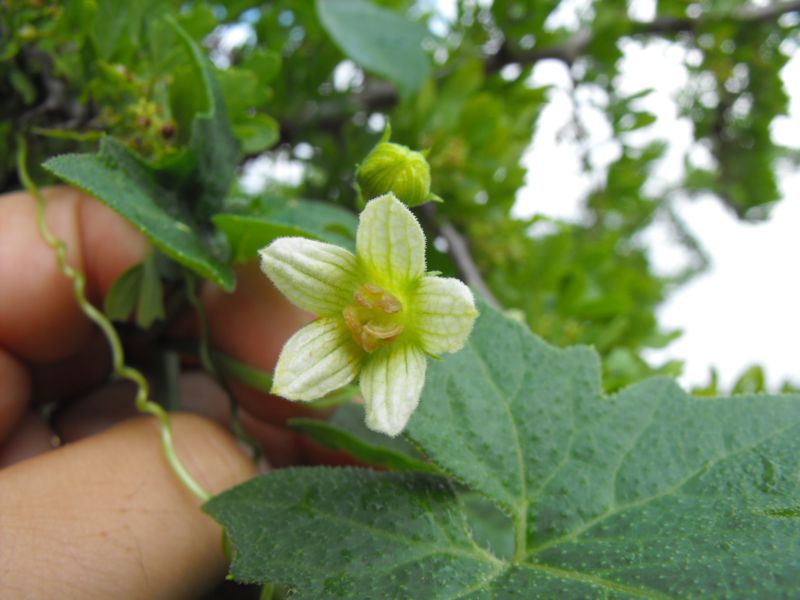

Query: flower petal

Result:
[413,276,479,354]
[356,193,425,289]
[272,317,362,401]
[360,343,427,437]
[259,237,361,316]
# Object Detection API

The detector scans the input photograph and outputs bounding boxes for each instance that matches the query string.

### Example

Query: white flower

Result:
[259,193,478,436]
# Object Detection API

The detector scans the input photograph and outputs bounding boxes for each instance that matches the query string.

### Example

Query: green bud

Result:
[356,141,432,207]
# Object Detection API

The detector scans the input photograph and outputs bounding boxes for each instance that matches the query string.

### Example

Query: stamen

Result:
[343,283,404,352]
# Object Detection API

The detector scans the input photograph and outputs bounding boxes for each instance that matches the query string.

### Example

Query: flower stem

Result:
[183,273,262,462]
[16,137,210,503]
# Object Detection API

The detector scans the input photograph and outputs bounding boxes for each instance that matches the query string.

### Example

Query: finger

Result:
[202,262,319,426]
[0,348,29,443]
[0,414,255,599]
[0,412,53,468]
[178,372,301,467]
[55,380,139,443]
[0,187,147,362]
[29,330,111,407]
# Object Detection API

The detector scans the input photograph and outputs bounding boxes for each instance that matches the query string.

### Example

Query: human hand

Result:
[0,187,316,598]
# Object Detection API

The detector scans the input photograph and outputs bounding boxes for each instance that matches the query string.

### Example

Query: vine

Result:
[16,136,210,502]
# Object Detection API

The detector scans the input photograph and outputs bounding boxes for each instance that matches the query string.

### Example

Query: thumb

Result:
[0,414,255,599]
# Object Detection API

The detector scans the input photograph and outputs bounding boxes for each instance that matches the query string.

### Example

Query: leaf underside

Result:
[206,302,800,598]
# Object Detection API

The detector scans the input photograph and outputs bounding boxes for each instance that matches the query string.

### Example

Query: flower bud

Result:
[356,141,432,207]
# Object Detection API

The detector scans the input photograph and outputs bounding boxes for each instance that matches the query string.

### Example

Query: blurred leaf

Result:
[315,0,431,96]
[213,197,357,262]
[242,48,282,85]
[104,262,143,321]
[214,351,273,393]
[9,69,36,105]
[233,114,280,154]
[289,404,438,473]
[103,252,165,327]
[136,251,165,327]
[176,3,218,39]
[733,365,767,395]
[165,17,241,221]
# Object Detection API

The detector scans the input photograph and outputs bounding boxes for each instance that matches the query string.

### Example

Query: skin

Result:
[0,187,321,597]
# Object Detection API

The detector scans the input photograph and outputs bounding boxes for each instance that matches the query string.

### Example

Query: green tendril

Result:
[184,272,262,462]
[16,137,210,503]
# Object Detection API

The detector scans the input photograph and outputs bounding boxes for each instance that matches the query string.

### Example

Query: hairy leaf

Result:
[208,302,800,597]
[44,138,235,290]
[206,468,503,596]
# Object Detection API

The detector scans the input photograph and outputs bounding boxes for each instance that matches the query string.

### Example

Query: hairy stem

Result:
[421,204,501,309]
[183,273,262,462]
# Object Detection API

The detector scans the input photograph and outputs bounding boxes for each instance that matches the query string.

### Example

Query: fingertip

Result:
[0,187,147,363]
[171,413,257,497]
[0,188,92,361]
[0,411,53,469]
[0,349,30,443]
[0,414,255,598]
[77,192,148,298]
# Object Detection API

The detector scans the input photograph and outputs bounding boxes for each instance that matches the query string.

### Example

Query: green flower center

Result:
[343,283,404,353]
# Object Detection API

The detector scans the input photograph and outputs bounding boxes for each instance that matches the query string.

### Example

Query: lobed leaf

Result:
[207,302,800,597]
[205,468,503,597]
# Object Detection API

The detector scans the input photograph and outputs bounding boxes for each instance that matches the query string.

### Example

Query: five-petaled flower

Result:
[259,193,478,436]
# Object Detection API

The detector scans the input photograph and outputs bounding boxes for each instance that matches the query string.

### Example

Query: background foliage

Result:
[3,0,797,392]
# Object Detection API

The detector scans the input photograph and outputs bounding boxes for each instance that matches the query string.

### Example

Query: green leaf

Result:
[166,17,240,220]
[233,114,280,154]
[315,0,431,96]
[208,302,800,597]
[205,468,503,595]
[103,252,165,327]
[241,48,281,85]
[175,3,218,39]
[408,301,603,516]
[10,68,36,105]
[289,404,438,473]
[44,138,235,290]
[104,262,143,321]
[214,351,273,393]
[213,198,358,262]
[136,251,165,327]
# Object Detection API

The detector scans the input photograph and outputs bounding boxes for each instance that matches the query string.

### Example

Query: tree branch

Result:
[506,0,800,67]
[420,205,501,309]
[280,0,800,142]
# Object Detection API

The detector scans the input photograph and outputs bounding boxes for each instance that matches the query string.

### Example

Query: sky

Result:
[510,1,800,390]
